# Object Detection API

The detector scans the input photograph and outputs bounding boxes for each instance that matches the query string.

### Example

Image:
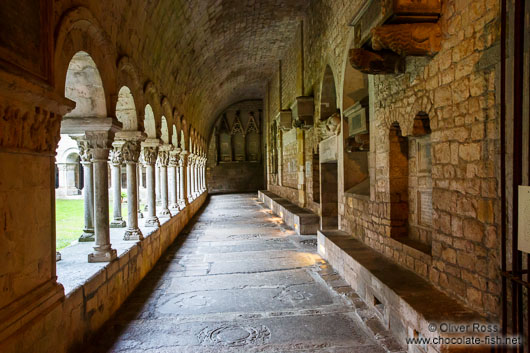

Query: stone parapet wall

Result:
[0,193,207,353]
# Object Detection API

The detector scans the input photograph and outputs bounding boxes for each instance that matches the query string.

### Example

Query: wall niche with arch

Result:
[207,100,265,193]
[388,114,433,255]
[342,43,371,197]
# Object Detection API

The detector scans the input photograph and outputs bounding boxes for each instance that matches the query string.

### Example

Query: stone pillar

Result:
[142,142,160,227]
[137,163,144,218]
[86,131,117,263]
[109,149,126,228]
[188,153,195,201]
[155,160,161,205]
[75,138,95,242]
[113,132,146,240]
[157,146,171,218]
[169,149,180,213]
[178,150,189,208]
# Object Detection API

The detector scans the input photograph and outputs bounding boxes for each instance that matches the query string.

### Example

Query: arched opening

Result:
[144,105,157,138]
[320,65,337,120]
[319,65,339,230]
[161,116,170,144]
[389,122,409,240]
[64,51,107,118]
[116,86,137,130]
[55,50,107,254]
[342,47,370,196]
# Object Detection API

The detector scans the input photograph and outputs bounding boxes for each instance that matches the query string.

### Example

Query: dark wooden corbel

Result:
[349,48,405,75]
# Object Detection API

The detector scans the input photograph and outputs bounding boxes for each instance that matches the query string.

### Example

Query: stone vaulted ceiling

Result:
[63,0,311,137]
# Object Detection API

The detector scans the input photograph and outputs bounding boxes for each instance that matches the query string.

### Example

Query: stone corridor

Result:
[83,194,399,353]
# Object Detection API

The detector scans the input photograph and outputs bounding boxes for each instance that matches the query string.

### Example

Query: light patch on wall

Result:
[518,186,530,253]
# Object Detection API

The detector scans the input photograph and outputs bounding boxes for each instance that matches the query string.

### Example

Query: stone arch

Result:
[161,116,170,144]
[144,104,157,139]
[117,56,145,131]
[181,118,189,150]
[116,86,138,130]
[54,6,117,117]
[161,97,174,144]
[143,81,162,139]
[320,65,338,121]
[172,125,178,148]
[63,51,107,118]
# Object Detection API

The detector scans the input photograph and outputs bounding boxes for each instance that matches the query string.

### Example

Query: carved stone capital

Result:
[157,150,170,167]
[371,23,441,56]
[74,138,93,163]
[179,150,188,165]
[0,102,63,153]
[349,48,405,75]
[109,149,123,166]
[116,140,141,164]
[169,150,180,167]
[142,147,158,166]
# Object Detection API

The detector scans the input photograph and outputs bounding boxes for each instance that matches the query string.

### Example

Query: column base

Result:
[145,216,160,227]
[178,199,189,209]
[124,228,143,241]
[79,231,95,242]
[110,219,127,228]
[88,248,117,263]
[158,208,172,218]
[170,203,180,214]
[138,211,144,219]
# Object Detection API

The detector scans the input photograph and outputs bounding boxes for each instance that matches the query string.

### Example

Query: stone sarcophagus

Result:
[291,96,314,129]
[351,0,441,48]
[277,109,293,131]
[349,0,442,74]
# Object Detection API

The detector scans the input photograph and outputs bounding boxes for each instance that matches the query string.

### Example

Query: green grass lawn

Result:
[55,199,139,250]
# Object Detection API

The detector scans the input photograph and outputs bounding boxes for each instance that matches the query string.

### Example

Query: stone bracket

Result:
[277,110,293,131]
[290,96,314,129]
[349,48,405,75]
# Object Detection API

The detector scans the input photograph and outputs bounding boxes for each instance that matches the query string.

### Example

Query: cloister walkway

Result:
[84,194,391,353]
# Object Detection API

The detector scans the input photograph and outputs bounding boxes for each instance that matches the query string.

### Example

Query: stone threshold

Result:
[318,229,489,353]
[258,190,319,235]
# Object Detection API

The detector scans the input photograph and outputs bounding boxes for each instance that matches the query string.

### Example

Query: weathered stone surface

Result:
[83,194,396,353]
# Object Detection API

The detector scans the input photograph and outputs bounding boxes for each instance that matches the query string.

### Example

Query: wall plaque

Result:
[418,190,433,227]
[319,135,338,163]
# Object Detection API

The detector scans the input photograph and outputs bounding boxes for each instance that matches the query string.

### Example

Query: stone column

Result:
[142,142,160,227]
[137,163,144,218]
[178,150,189,208]
[168,149,180,213]
[86,131,117,263]
[201,157,206,191]
[155,160,161,205]
[187,153,195,202]
[109,149,126,228]
[157,146,171,218]
[117,140,143,240]
[75,138,95,242]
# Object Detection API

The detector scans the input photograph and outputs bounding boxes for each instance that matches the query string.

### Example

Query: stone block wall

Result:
[265,0,501,318]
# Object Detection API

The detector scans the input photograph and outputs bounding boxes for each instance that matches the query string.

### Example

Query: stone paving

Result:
[84,194,404,353]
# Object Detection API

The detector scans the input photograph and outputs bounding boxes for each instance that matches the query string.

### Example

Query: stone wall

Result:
[265,0,501,318]
[0,193,207,353]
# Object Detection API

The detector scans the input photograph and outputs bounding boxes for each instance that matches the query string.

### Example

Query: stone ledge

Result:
[317,229,488,353]
[258,190,319,235]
